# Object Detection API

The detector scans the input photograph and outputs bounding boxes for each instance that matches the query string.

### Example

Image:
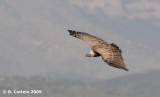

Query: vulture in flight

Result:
[68,30,129,71]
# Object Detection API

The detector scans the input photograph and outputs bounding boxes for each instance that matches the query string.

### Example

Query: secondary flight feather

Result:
[68,30,129,71]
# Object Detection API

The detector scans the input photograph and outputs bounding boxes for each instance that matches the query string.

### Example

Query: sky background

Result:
[0,0,160,80]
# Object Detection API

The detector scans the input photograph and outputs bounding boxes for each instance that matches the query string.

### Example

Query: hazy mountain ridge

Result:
[0,70,160,97]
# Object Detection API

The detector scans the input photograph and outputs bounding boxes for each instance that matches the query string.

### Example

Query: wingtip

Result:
[68,30,76,35]
[123,67,129,71]
[68,29,71,32]
[68,29,72,33]
[120,64,129,71]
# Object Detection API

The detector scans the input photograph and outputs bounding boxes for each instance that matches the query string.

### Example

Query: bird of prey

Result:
[68,30,129,71]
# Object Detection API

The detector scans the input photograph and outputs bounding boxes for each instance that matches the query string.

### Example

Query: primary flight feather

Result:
[68,30,129,71]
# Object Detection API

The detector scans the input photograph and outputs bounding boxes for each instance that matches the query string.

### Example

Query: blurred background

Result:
[0,0,160,97]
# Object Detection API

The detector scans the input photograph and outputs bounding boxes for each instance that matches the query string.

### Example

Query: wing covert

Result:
[68,30,109,47]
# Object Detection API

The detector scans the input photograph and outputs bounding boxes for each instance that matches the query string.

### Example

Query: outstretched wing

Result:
[102,43,129,71]
[68,30,109,47]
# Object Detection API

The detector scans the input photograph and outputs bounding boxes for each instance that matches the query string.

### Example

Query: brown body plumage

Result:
[68,30,129,71]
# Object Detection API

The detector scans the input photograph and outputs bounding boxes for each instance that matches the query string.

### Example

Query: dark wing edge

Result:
[68,30,83,36]
[110,43,122,53]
